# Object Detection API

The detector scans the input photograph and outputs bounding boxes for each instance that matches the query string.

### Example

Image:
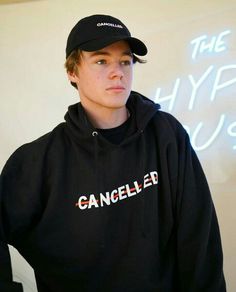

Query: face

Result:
[67,40,133,113]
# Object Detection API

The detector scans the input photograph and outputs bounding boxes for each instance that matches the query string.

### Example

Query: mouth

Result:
[106,86,125,93]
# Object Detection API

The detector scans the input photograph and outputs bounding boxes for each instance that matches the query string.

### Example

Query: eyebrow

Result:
[89,50,133,58]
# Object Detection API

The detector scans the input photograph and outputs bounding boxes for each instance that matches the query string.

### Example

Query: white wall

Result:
[0,0,235,291]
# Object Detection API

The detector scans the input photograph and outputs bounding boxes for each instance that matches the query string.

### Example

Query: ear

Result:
[67,70,79,84]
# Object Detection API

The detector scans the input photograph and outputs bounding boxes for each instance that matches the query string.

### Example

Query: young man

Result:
[0,14,226,292]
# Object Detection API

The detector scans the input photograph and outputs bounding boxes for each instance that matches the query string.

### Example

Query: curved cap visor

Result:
[79,36,147,56]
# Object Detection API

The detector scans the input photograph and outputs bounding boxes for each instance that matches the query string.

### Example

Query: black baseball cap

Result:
[66,14,147,58]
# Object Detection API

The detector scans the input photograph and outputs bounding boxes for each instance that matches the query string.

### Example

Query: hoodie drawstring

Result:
[92,131,106,250]
[140,129,149,238]
[92,131,99,187]
[92,131,100,207]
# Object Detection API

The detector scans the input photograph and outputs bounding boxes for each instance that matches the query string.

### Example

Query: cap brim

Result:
[79,36,147,56]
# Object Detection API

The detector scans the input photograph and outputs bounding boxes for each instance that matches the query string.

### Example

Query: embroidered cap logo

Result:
[97,22,123,29]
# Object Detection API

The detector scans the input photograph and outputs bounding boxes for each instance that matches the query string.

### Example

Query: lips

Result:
[106,85,125,92]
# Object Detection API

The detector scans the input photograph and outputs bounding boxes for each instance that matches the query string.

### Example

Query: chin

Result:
[110,92,130,102]
[108,98,129,109]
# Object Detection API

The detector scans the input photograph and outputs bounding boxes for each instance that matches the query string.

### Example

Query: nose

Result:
[109,63,124,80]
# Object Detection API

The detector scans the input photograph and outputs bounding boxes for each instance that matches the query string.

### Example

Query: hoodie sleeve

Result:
[0,241,23,291]
[0,159,24,291]
[0,144,45,292]
[173,124,226,291]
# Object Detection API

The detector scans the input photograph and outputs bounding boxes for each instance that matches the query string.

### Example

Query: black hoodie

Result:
[0,92,226,291]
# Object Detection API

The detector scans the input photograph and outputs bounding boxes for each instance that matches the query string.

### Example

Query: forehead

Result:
[82,40,132,57]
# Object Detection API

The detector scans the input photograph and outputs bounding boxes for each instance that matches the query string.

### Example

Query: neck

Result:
[81,103,129,129]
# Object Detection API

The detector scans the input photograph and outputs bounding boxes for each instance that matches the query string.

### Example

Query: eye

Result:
[121,59,133,66]
[96,59,107,65]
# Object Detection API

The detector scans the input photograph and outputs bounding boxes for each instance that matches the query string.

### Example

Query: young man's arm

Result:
[0,143,44,292]
[0,174,24,291]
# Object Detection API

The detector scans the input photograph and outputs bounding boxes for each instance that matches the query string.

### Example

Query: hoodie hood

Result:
[64,91,160,145]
